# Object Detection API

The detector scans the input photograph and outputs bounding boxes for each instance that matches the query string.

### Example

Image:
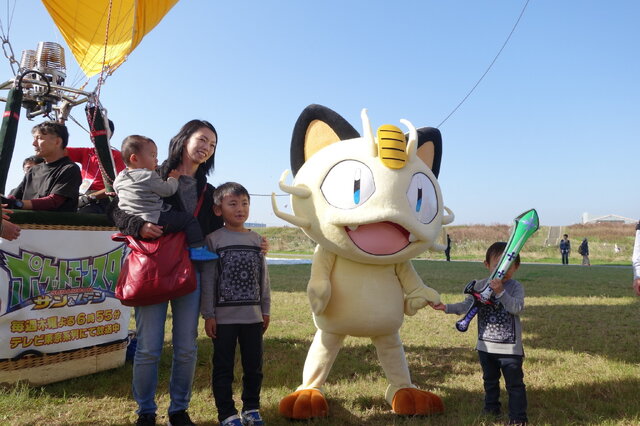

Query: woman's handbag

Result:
[111,231,196,306]
[112,186,207,306]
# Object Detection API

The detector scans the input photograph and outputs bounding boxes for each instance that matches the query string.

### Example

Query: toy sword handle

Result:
[455,303,479,332]
[455,208,539,332]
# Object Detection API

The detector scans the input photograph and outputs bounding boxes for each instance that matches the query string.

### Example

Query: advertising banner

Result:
[0,229,129,360]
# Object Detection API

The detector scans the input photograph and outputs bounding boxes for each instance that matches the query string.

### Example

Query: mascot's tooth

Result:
[348,225,359,231]
[408,233,418,242]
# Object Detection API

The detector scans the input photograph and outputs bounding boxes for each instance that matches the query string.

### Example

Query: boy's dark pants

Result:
[212,322,263,422]
[478,350,527,423]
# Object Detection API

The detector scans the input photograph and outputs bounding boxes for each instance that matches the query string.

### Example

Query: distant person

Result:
[444,233,452,262]
[65,119,126,213]
[559,234,571,265]
[578,238,590,266]
[632,221,640,297]
[113,135,218,261]
[22,155,44,173]
[3,122,81,212]
[429,242,528,425]
[201,182,271,426]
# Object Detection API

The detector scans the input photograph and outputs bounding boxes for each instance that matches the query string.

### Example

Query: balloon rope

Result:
[87,0,115,189]
[437,0,530,128]
[91,0,113,116]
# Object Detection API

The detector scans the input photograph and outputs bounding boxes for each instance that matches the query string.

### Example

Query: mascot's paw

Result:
[391,388,444,416]
[404,297,429,316]
[279,389,329,419]
[404,286,441,316]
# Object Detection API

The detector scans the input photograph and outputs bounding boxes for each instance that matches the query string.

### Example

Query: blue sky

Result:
[1,1,638,226]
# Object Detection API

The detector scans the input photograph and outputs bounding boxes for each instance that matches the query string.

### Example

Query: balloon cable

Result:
[437,0,530,128]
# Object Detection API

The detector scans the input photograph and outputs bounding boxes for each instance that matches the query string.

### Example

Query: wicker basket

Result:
[0,340,127,385]
[0,217,127,385]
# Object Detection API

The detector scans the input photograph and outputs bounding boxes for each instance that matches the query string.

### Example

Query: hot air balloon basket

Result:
[0,339,127,385]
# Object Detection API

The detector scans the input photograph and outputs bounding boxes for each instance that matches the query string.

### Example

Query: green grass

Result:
[2,261,639,425]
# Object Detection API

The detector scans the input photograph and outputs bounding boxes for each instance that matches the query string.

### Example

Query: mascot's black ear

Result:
[290,104,360,176]
[405,127,442,178]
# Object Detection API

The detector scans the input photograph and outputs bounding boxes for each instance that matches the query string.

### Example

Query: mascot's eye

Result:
[407,173,438,224]
[321,160,375,209]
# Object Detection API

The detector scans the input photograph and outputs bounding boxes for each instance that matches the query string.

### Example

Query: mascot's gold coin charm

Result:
[272,104,454,419]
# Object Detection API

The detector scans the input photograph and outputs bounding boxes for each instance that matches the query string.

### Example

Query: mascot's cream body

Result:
[272,104,454,418]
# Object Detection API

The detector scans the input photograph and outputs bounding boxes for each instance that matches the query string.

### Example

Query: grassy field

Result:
[2,260,638,425]
[259,222,637,266]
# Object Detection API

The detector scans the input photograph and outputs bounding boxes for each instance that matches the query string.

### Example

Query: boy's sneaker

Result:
[135,413,156,426]
[240,410,264,426]
[189,246,218,261]
[483,408,501,417]
[220,414,243,426]
[167,410,195,426]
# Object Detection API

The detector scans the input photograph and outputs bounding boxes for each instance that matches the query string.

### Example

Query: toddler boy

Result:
[113,135,216,261]
[431,241,528,425]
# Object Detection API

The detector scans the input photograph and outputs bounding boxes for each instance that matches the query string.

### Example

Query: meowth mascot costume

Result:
[272,104,455,418]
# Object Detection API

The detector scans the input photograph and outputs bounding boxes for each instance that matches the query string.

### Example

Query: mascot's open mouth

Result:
[345,221,411,255]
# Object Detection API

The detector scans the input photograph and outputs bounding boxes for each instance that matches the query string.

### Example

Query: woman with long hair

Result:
[109,119,222,426]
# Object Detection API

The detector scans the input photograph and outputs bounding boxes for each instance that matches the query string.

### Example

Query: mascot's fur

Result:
[272,104,454,418]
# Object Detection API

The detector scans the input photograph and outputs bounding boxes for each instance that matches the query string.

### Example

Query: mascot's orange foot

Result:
[391,388,445,415]
[279,389,329,419]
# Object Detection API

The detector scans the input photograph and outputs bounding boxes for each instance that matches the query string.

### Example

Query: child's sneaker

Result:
[241,410,264,426]
[221,414,243,426]
[189,245,218,261]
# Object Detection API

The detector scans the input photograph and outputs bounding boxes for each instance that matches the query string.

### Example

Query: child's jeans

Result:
[212,322,264,422]
[478,350,527,423]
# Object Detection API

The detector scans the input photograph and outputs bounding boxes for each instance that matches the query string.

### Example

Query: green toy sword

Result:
[455,208,539,332]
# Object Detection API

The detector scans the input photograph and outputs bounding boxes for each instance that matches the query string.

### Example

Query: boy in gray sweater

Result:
[113,135,216,261]
[200,182,270,426]
[430,242,527,425]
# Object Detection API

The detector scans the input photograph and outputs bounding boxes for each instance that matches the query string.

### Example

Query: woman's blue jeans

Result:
[132,274,201,415]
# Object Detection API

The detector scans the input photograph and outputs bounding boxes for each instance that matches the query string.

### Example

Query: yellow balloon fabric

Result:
[41,0,179,77]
